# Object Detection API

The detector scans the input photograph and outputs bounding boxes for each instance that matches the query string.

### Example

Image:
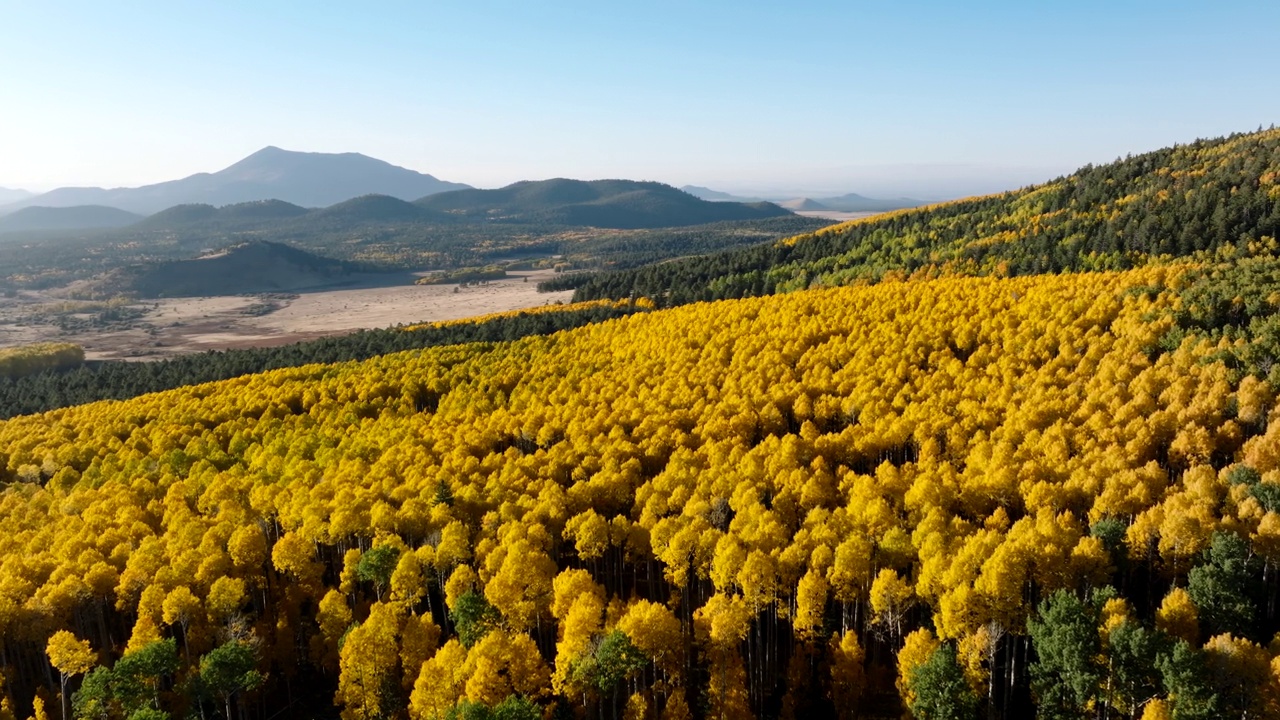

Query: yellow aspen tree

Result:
[896,628,940,709]
[829,631,865,720]
[161,586,201,657]
[550,569,606,694]
[617,600,683,676]
[1140,698,1172,720]
[409,640,468,720]
[46,631,95,720]
[271,532,324,592]
[207,576,247,624]
[30,695,48,720]
[869,568,915,642]
[1155,588,1199,645]
[444,565,478,611]
[227,525,268,571]
[661,692,692,720]
[389,551,427,610]
[399,613,441,693]
[462,632,550,706]
[336,603,403,720]
[793,569,828,639]
[315,589,353,672]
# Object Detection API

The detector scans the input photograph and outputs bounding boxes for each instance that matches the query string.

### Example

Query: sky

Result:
[1,1,1278,199]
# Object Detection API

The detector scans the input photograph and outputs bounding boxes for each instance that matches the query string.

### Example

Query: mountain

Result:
[417,179,791,229]
[136,204,220,227]
[0,205,143,233]
[313,194,451,224]
[776,198,832,211]
[99,241,359,298]
[0,147,470,216]
[564,127,1280,305]
[215,199,312,222]
[0,188,33,205]
[815,192,922,212]
[682,184,921,211]
[135,199,311,230]
[680,185,762,202]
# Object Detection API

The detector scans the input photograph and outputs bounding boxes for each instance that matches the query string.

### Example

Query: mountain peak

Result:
[1,149,471,215]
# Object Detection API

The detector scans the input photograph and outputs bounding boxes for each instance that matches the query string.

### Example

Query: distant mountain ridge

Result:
[679,185,755,202]
[816,192,921,212]
[79,182,788,241]
[0,147,470,216]
[681,184,922,212]
[776,198,831,211]
[0,205,143,233]
[137,200,312,229]
[0,188,33,205]
[418,179,790,229]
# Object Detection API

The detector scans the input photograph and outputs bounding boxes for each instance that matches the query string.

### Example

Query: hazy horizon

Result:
[2,2,1278,199]
[0,146,1070,203]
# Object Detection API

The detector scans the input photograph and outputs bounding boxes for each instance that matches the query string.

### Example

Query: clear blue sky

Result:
[2,1,1278,198]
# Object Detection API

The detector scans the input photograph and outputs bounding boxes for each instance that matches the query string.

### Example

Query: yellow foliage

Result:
[1156,588,1199,645]
[0,265,1264,714]
[45,631,95,676]
[896,628,940,708]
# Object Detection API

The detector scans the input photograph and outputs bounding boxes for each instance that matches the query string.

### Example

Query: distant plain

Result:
[0,269,573,360]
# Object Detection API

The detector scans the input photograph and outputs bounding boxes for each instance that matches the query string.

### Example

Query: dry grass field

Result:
[0,269,574,360]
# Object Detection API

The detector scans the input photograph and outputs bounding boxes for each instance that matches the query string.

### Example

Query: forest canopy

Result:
[1,266,1279,719]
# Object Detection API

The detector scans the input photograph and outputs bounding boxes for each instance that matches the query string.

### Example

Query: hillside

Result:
[562,128,1280,304]
[136,203,221,226]
[0,187,32,205]
[102,241,359,297]
[214,198,312,222]
[681,185,922,211]
[0,147,470,215]
[313,194,452,224]
[815,192,922,212]
[0,205,142,233]
[681,185,762,202]
[416,178,792,228]
[777,197,831,211]
[0,266,1276,718]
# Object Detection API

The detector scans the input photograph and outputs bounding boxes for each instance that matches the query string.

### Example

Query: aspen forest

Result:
[4,127,1280,720]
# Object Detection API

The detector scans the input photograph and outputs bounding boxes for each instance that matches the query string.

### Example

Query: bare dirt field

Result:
[0,269,575,361]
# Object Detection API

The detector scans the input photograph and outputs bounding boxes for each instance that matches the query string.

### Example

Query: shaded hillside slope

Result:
[559,128,1280,303]
[105,241,359,297]
[0,205,142,233]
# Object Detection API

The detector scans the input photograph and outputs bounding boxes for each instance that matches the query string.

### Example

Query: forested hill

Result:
[552,127,1280,304]
[102,241,360,298]
[0,206,143,233]
[415,179,792,229]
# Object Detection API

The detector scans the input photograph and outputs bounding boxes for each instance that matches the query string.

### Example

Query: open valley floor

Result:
[0,268,573,360]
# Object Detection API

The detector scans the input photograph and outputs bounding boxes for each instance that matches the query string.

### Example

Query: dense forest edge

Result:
[0,301,647,420]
